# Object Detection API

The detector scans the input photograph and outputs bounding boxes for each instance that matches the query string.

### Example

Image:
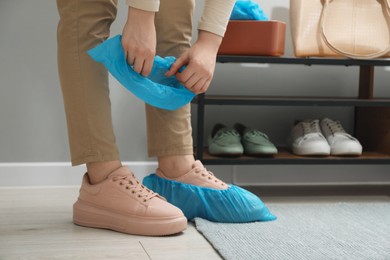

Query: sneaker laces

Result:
[301,120,321,135]
[325,120,358,141]
[113,174,158,202]
[299,120,324,142]
[193,166,227,188]
[326,120,346,135]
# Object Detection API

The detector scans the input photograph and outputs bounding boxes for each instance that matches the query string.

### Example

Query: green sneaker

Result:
[208,123,244,156]
[234,123,278,155]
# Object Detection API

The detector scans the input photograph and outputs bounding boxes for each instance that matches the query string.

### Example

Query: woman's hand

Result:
[166,31,222,94]
[121,7,156,77]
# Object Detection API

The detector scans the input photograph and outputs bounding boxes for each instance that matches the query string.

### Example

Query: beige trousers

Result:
[57,0,195,166]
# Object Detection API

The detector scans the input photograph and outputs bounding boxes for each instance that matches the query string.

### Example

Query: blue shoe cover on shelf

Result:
[230,0,269,21]
[87,35,195,111]
[143,174,276,223]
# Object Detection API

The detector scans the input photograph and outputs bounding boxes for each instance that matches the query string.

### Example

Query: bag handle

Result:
[320,0,390,59]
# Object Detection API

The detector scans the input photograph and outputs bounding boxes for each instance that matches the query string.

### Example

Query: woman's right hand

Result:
[121,7,156,77]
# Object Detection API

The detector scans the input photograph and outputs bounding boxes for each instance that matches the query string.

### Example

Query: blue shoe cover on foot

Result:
[143,174,276,223]
[87,35,195,111]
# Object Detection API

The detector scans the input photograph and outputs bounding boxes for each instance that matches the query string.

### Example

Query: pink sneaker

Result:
[73,166,187,236]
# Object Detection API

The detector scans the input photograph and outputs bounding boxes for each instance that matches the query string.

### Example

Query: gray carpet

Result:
[194,202,390,260]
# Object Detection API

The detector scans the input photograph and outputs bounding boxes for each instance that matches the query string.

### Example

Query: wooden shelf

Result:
[217,56,390,66]
[192,95,390,107]
[196,148,390,165]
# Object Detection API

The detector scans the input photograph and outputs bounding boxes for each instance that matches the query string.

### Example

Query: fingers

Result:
[179,73,210,94]
[126,50,154,77]
[121,7,156,77]
[193,78,210,94]
[126,52,135,66]
[165,54,188,77]
[142,54,154,76]
[132,57,143,75]
[164,50,214,94]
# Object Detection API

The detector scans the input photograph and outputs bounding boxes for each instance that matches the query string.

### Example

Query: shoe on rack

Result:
[73,166,187,236]
[143,160,277,223]
[234,123,278,155]
[320,118,363,156]
[208,123,244,156]
[288,119,330,156]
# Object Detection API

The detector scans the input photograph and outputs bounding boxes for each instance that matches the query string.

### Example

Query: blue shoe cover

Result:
[230,0,269,21]
[143,174,276,223]
[87,35,195,111]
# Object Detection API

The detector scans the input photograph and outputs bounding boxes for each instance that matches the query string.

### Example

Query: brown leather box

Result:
[218,20,286,56]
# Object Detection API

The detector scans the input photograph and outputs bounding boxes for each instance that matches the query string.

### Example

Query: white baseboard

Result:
[0,162,158,187]
[1,162,389,187]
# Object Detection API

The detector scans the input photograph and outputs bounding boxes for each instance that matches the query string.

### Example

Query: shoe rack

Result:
[193,56,390,165]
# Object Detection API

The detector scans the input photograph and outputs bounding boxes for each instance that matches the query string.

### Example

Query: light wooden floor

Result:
[0,187,222,260]
[1,187,389,260]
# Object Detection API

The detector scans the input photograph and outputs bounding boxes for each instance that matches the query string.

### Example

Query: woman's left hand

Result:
[165,31,222,94]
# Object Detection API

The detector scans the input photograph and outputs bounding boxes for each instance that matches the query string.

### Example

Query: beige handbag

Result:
[290,0,390,59]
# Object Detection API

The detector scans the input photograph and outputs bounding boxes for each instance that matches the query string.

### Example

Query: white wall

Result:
[0,0,389,186]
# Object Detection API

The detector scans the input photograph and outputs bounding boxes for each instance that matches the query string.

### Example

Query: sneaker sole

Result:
[292,145,330,156]
[331,150,362,156]
[245,149,278,156]
[73,200,187,236]
[208,145,244,157]
[331,145,363,156]
[209,153,243,157]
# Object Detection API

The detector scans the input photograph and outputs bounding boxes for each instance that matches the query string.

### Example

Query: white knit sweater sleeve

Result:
[125,0,235,37]
[125,0,159,12]
[198,0,236,37]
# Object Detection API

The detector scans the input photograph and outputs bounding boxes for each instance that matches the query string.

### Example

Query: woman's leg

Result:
[147,0,196,177]
[57,1,187,236]
[57,0,121,183]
